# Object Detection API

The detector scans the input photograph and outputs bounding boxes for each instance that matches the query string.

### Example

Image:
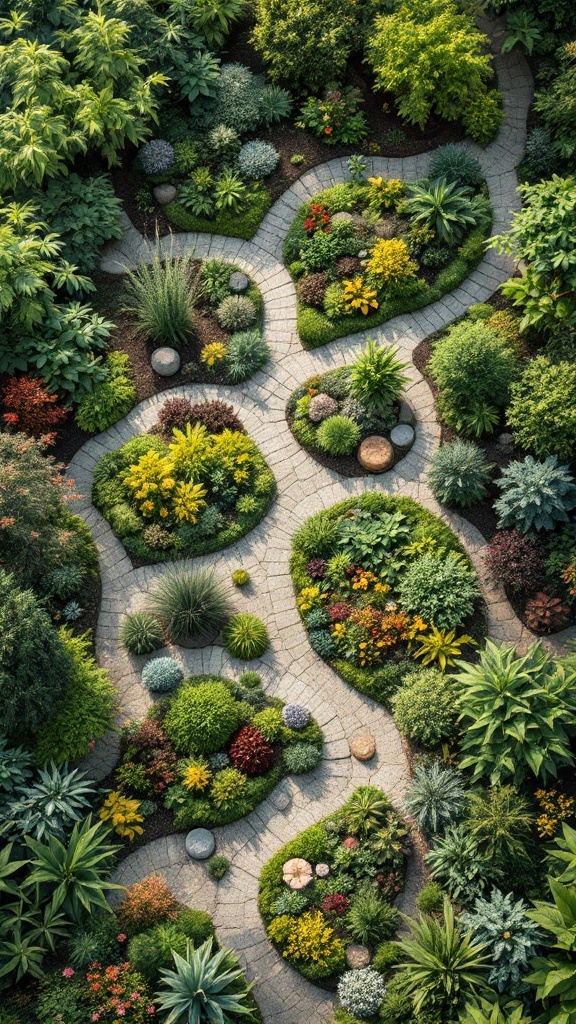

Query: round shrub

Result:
[210,766,247,809]
[282,704,310,730]
[416,881,445,915]
[223,614,269,660]
[141,656,183,693]
[252,707,284,742]
[238,140,279,179]
[283,742,321,774]
[188,400,245,435]
[208,855,229,880]
[398,552,480,629]
[506,356,576,463]
[174,908,215,945]
[299,273,329,309]
[484,529,546,596]
[308,393,339,423]
[392,668,457,747]
[226,329,269,383]
[164,681,241,754]
[148,569,231,642]
[228,724,274,776]
[216,295,257,332]
[232,569,249,586]
[338,967,386,1019]
[429,440,492,508]
[316,415,360,456]
[120,611,164,655]
[429,144,483,188]
[213,63,264,135]
[140,139,174,175]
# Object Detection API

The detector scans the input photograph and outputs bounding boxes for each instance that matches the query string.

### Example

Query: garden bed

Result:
[92,397,276,564]
[100,671,323,844]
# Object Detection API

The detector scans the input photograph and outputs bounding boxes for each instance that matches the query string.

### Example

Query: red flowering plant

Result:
[303,203,332,235]
[85,962,155,1023]
[1,374,68,443]
[321,893,349,917]
[297,87,368,146]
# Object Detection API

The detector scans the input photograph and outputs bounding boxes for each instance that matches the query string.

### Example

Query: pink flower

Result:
[117,1009,126,1018]
[62,967,75,978]
[147,1006,156,1015]
[117,933,127,942]
[92,1015,100,1022]
[130,992,141,1001]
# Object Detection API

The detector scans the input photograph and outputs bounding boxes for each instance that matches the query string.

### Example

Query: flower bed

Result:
[283,170,492,348]
[290,493,485,705]
[259,786,408,986]
[93,398,275,563]
[102,673,323,838]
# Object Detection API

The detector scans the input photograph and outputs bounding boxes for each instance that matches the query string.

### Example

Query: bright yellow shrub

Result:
[172,480,208,523]
[99,791,144,841]
[181,760,212,792]
[367,175,405,211]
[342,277,378,315]
[124,450,176,518]
[201,342,228,367]
[365,238,418,286]
[267,911,346,971]
[169,422,209,476]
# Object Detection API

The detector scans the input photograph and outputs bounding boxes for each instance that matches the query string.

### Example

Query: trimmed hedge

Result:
[166,189,272,240]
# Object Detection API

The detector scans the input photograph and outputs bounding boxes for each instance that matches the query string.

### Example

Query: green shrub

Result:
[174,908,215,946]
[347,888,400,946]
[223,613,269,660]
[39,173,122,273]
[429,440,492,507]
[216,295,257,331]
[164,679,241,754]
[208,855,230,880]
[34,629,116,764]
[349,339,408,418]
[428,145,483,188]
[494,456,576,533]
[416,881,445,915]
[316,415,360,456]
[405,762,467,837]
[120,611,164,654]
[165,189,271,240]
[283,742,322,774]
[141,656,183,693]
[372,941,401,973]
[226,329,269,383]
[462,89,505,145]
[127,924,188,985]
[122,243,200,347]
[148,568,231,642]
[506,356,576,462]
[392,668,457,747]
[75,352,136,433]
[298,305,337,348]
[397,552,480,630]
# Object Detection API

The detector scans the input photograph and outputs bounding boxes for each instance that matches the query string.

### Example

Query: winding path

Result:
[67,34,573,1024]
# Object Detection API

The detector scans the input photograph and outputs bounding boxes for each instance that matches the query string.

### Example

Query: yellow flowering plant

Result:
[267,912,346,974]
[365,238,418,287]
[298,586,323,612]
[367,175,405,211]
[124,450,176,518]
[99,791,144,841]
[181,760,212,792]
[342,277,378,315]
[201,341,228,367]
[536,789,575,839]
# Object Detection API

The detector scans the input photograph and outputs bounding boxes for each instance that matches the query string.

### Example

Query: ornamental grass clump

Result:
[122,242,200,347]
[120,611,164,655]
[148,568,231,642]
[429,440,492,507]
[223,613,269,660]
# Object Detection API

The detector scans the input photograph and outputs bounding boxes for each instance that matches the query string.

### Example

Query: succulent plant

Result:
[524,592,571,634]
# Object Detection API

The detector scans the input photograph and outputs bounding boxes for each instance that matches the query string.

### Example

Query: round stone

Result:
[151,347,181,376]
[357,435,394,473]
[346,944,371,969]
[497,431,515,450]
[358,249,368,259]
[332,211,353,224]
[350,735,376,761]
[390,423,415,450]
[153,184,177,205]
[229,271,249,294]
[185,828,215,860]
[315,863,330,878]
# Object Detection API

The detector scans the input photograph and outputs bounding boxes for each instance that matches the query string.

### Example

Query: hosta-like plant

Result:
[405,762,467,837]
[403,178,488,243]
[462,889,541,994]
[155,937,253,1024]
[425,825,491,904]
[460,996,532,1024]
[526,877,576,1024]
[394,899,489,1018]
[0,762,94,842]
[456,640,576,786]
[549,823,576,884]
[494,456,576,534]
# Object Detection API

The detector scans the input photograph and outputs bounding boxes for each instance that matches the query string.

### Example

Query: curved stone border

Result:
[66,34,573,1024]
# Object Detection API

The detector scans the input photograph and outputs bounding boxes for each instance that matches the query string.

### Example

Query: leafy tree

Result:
[365,0,493,129]
[456,640,576,786]
[534,42,576,161]
[492,176,576,332]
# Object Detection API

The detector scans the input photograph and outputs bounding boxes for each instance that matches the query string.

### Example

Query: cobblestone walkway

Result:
[68,35,574,1024]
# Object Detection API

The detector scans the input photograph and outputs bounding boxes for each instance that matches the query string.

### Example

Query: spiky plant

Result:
[429,440,492,508]
[0,738,34,807]
[348,339,409,418]
[344,786,391,838]
[405,762,467,837]
[0,762,94,841]
[148,568,231,642]
[122,239,200,348]
[403,178,487,243]
[462,889,542,994]
[465,786,533,866]
[494,455,576,533]
[155,937,254,1024]
[425,825,491,905]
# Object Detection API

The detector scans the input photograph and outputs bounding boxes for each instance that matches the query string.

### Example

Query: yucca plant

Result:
[394,899,489,1017]
[405,762,467,837]
[404,178,487,243]
[425,825,491,904]
[148,568,231,642]
[155,937,254,1024]
[122,239,201,347]
[348,339,409,418]
[0,762,94,841]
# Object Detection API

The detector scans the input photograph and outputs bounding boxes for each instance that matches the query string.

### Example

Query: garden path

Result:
[68,35,574,1024]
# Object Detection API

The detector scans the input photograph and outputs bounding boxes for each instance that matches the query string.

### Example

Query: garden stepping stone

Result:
[185,828,215,860]
[229,271,249,293]
[390,423,415,451]
[357,436,394,473]
[151,347,181,376]
[349,735,376,761]
[346,944,371,969]
[153,184,177,205]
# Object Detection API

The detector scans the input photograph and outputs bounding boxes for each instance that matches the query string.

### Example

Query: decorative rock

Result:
[390,423,415,451]
[350,735,376,761]
[315,863,330,878]
[398,399,416,426]
[358,249,368,259]
[283,858,313,889]
[185,828,215,860]
[375,216,401,240]
[151,347,181,376]
[357,435,394,473]
[153,184,177,205]
[496,431,515,451]
[346,944,371,969]
[229,271,249,294]
[272,790,291,811]
[332,211,353,224]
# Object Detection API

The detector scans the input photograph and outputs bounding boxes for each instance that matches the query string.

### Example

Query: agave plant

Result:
[0,762,94,841]
[155,937,254,1024]
[405,762,467,837]
[403,177,487,243]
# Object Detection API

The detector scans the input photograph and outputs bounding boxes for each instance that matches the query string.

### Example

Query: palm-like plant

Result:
[122,239,201,347]
[348,339,409,418]
[344,786,391,839]
[148,567,231,642]
[465,786,533,866]
[425,825,491,905]
[155,937,254,1024]
[394,898,489,1017]
[404,178,486,243]
[0,762,94,841]
[455,640,576,786]
[405,762,467,837]
[23,816,122,924]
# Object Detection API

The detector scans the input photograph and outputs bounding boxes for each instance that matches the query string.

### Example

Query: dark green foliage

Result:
[148,568,231,642]
[428,145,483,188]
[38,173,122,273]
[208,855,229,879]
[166,189,271,240]
[507,356,576,462]
[494,456,576,533]
[226,329,269,383]
[283,742,322,774]
[397,552,480,630]
[347,887,400,946]
[429,440,492,508]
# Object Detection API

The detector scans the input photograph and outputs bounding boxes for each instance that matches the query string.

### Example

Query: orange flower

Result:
[324,126,332,135]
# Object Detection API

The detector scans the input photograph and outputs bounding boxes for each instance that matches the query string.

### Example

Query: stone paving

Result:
[68,33,575,1024]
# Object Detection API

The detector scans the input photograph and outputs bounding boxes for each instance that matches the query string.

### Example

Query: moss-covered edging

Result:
[290,493,486,706]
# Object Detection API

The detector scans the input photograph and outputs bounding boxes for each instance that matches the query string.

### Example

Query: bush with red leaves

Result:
[335,256,362,279]
[306,557,326,579]
[189,400,245,434]
[327,601,352,623]
[321,893,349,916]
[484,529,547,596]
[299,273,328,309]
[524,592,571,634]
[2,374,68,441]
[157,397,194,437]
[228,725,274,776]
[131,719,172,752]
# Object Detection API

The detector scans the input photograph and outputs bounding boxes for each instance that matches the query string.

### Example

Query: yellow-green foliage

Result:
[267,911,346,975]
[367,175,405,211]
[99,790,144,841]
[365,239,418,286]
[342,277,378,315]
